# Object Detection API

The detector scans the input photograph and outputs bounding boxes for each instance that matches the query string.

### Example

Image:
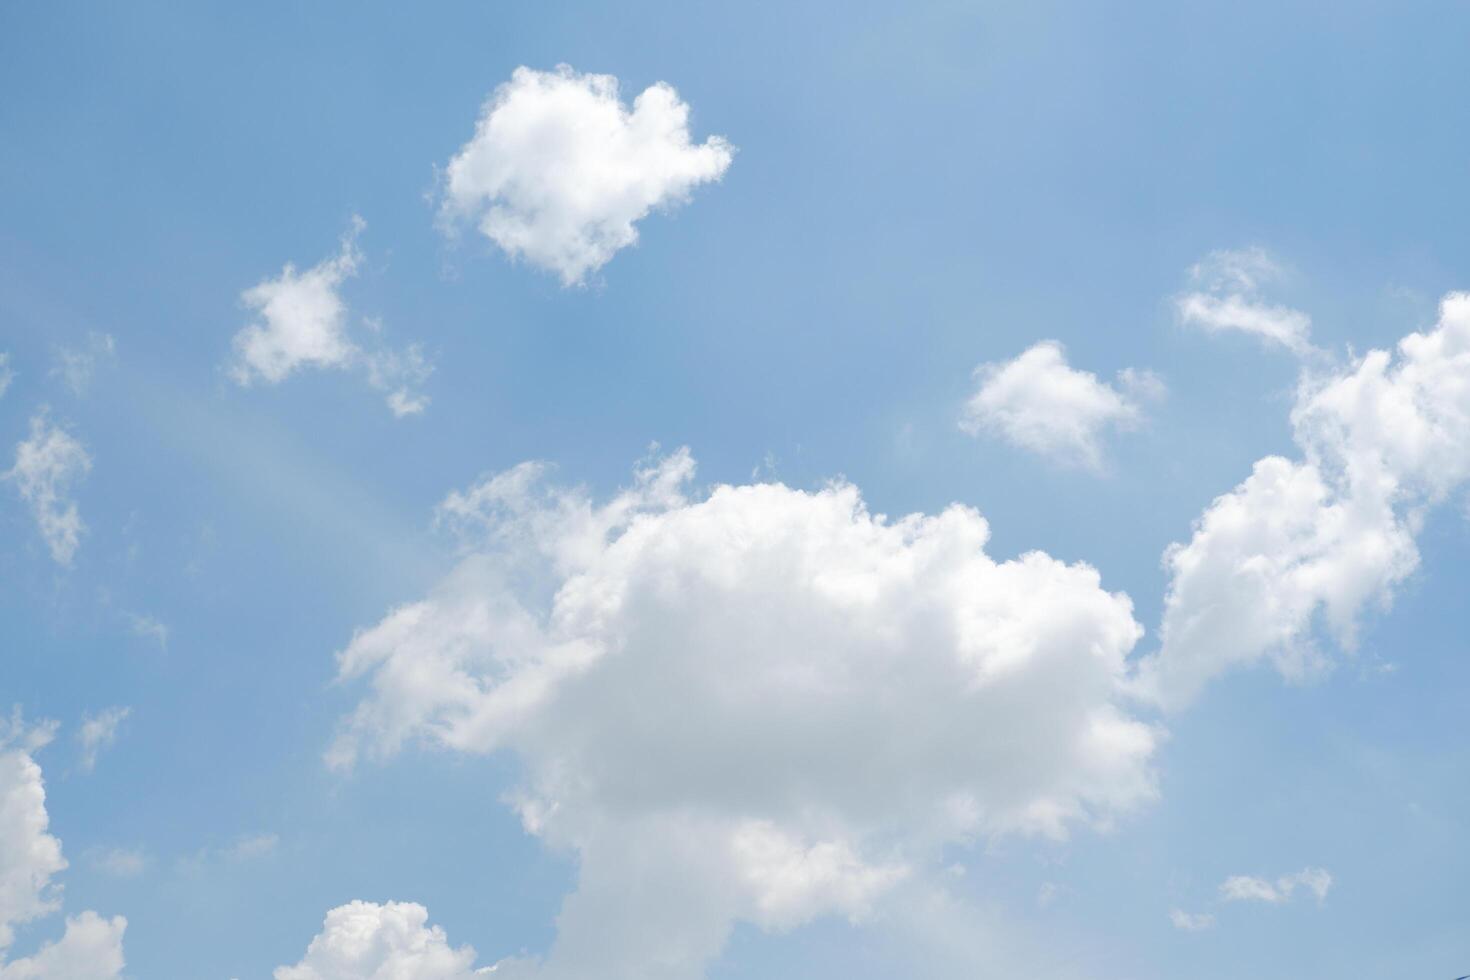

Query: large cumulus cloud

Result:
[329,449,1158,978]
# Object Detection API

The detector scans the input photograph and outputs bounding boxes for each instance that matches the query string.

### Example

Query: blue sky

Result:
[2,2,1468,977]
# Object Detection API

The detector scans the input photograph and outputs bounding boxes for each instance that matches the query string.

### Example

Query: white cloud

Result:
[176,831,279,876]
[960,341,1161,469]
[1220,867,1332,905]
[440,65,734,286]
[878,880,1104,980]
[224,833,278,862]
[0,715,126,978]
[1175,247,1313,354]
[330,448,1159,978]
[0,719,64,951]
[0,354,13,399]
[1167,908,1215,932]
[90,849,146,879]
[75,709,129,774]
[274,901,481,980]
[231,220,363,384]
[6,414,91,566]
[229,219,431,416]
[124,613,169,651]
[1139,292,1470,707]
[50,333,115,396]
[0,912,126,980]
[361,339,433,419]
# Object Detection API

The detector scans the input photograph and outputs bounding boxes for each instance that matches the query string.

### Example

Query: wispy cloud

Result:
[51,332,116,395]
[176,831,280,877]
[124,612,169,651]
[1220,867,1332,905]
[91,847,149,878]
[77,706,131,772]
[1168,908,1216,932]
[6,412,92,566]
[1175,247,1314,354]
[224,832,278,862]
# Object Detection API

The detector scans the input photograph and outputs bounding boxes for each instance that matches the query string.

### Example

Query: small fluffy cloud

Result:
[6,414,91,566]
[274,901,480,980]
[440,65,734,286]
[50,333,115,396]
[0,715,126,978]
[960,341,1161,469]
[1220,868,1332,905]
[1167,908,1215,932]
[232,220,363,384]
[1175,247,1313,354]
[1140,292,1470,707]
[331,448,1158,978]
[229,219,430,416]
[75,709,129,774]
[0,354,13,399]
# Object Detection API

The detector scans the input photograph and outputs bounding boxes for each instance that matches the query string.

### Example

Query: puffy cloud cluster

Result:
[1175,247,1314,354]
[330,448,1158,978]
[1141,292,1470,707]
[274,901,481,980]
[960,341,1162,469]
[0,715,126,979]
[230,218,430,417]
[1220,867,1332,905]
[6,414,91,566]
[439,65,734,286]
